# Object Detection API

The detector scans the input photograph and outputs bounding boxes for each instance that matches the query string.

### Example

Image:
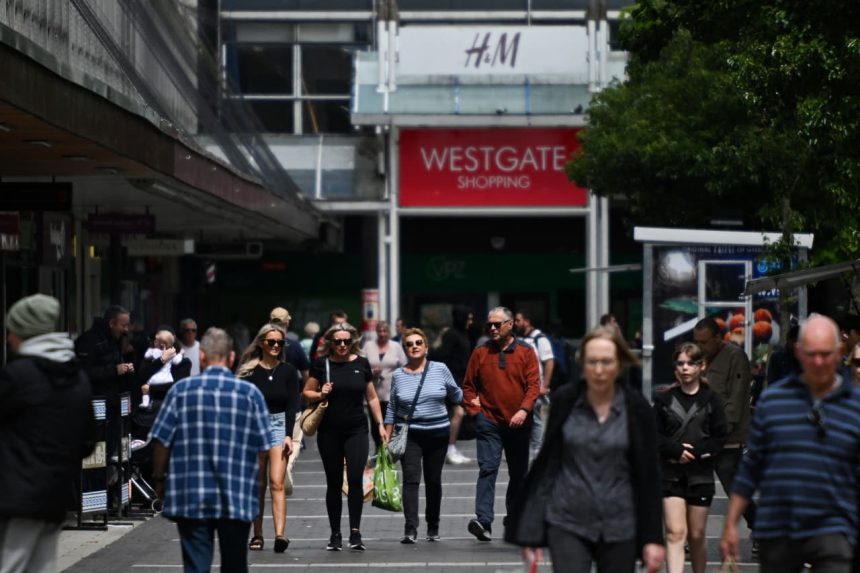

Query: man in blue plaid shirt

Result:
[150,327,271,573]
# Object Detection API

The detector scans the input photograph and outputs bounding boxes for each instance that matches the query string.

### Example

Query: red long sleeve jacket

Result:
[462,339,540,426]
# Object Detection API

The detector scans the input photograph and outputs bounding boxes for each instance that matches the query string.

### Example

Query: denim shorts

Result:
[268,411,287,449]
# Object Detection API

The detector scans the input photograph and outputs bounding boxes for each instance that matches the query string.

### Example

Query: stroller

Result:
[129,436,162,513]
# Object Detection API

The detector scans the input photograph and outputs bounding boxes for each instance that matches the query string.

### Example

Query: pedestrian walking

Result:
[237,324,301,554]
[654,342,726,573]
[302,322,387,551]
[462,306,540,542]
[505,325,666,573]
[430,305,474,465]
[720,314,860,572]
[364,321,407,454]
[268,307,309,496]
[514,310,555,460]
[0,294,95,573]
[150,328,271,573]
[178,318,201,376]
[693,317,756,531]
[384,328,463,543]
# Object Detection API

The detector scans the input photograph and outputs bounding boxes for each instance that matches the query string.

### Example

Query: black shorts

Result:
[663,474,714,507]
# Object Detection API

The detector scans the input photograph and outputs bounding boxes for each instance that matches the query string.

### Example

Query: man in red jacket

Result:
[463,306,540,542]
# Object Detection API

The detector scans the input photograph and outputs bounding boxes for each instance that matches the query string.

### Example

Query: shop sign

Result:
[0,211,20,251]
[125,238,195,257]
[397,26,589,79]
[399,128,587,207]
[86,214,156,235]
[42,212,72,266]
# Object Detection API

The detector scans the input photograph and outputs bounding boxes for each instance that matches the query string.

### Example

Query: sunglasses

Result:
[808,405,826,439]
[674,360,702,368]
[182,328,197,333]
[332,338,351,346]
[404,339,425,348]
[263,339,285,348]
[851,358,860,367]
[485,320,511,330]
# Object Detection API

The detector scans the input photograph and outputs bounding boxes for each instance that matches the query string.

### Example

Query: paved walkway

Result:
[59,437,759,572]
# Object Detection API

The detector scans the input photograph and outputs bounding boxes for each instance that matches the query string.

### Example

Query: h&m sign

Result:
[397,26,589,79]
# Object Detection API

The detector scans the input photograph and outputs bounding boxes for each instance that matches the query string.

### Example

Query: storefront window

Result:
[226,44,293,95]
[302,100,351,134]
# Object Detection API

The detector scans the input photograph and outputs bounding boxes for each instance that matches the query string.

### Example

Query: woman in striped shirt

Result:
[385,327,464,544]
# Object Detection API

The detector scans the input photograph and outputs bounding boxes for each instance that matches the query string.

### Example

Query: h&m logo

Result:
[464,32,521,69]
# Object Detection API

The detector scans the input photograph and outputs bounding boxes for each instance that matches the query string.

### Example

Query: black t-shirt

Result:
[310,356,373,431]
[243,362,301,420]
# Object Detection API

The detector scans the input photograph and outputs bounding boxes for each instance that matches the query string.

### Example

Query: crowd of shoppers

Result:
[14,290,860,573]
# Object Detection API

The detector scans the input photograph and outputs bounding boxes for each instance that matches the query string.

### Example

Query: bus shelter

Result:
[634,227,814,397]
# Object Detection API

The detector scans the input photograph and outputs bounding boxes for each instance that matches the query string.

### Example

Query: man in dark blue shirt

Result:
[720,314,860,572]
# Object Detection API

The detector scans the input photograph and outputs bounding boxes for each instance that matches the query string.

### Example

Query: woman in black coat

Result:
[505,326,665,573]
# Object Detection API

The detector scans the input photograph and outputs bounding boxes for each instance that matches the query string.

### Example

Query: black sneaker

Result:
[426,525,440,542]
[467,518,491,541]
[326,532,342,551]
[348,530,365,551]
[400,529,417,544]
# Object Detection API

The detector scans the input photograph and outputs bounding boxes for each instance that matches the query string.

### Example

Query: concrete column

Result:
[377,210,388,322]
[388,126,400,322]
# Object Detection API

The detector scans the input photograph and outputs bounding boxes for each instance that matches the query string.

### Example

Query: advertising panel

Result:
[650,245,794,389]
[399,129,587,207]
[397,26,589,80]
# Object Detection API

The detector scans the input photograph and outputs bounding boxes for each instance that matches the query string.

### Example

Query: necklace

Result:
[261,362,279,381]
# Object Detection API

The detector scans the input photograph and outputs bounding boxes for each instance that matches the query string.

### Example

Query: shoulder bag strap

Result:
[325,358,330,384]
[401,363,430,423]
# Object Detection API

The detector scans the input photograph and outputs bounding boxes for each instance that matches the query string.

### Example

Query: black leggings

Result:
[317,426,369,533]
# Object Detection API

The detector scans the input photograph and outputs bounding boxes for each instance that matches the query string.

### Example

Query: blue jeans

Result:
[474,413,530,530]
[175,518,251,573]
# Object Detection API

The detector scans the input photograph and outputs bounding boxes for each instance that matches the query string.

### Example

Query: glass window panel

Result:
[222,0,372,9]
[248,101,295,133]
[226,44,293,94]
[301,45,353,95]
[703,263,747,302]
[301,100,352,134]
[234,23,295,43]
[297,22,369,43]
[398,0,525,9]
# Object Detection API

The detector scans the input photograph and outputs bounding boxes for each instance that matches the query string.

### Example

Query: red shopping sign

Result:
[399,128,587,207]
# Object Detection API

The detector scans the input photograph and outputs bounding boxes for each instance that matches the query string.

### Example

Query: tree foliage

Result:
[568,0,860,262]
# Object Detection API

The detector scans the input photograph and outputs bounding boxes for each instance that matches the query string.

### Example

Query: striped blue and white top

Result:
[733,374,860,542]
[385,361,463,433]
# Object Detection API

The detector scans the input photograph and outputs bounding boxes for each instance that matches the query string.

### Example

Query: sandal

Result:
[248,536,264,551]
[274,536,289,553]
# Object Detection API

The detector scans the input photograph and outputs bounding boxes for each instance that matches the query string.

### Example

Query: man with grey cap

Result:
[0,294,95,573]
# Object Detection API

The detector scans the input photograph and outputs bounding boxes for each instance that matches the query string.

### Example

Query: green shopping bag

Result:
[372,445,402,512]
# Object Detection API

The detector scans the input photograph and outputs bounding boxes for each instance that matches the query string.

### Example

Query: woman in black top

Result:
[505,326,666,573]
[238,323,301,554]
[653,342,726,573]
[302,322,388,552]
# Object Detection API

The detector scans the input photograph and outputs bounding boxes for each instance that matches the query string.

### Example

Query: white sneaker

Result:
[446,450,471,465]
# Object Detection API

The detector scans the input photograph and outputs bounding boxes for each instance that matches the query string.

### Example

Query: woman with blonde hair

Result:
[238,323,301,553]
[303,322,388,552]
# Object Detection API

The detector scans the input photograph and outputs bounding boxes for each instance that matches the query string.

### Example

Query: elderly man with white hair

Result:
[721,314,860,572]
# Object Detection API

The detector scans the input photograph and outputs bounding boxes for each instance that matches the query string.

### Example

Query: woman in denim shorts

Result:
[238,323,302,553]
